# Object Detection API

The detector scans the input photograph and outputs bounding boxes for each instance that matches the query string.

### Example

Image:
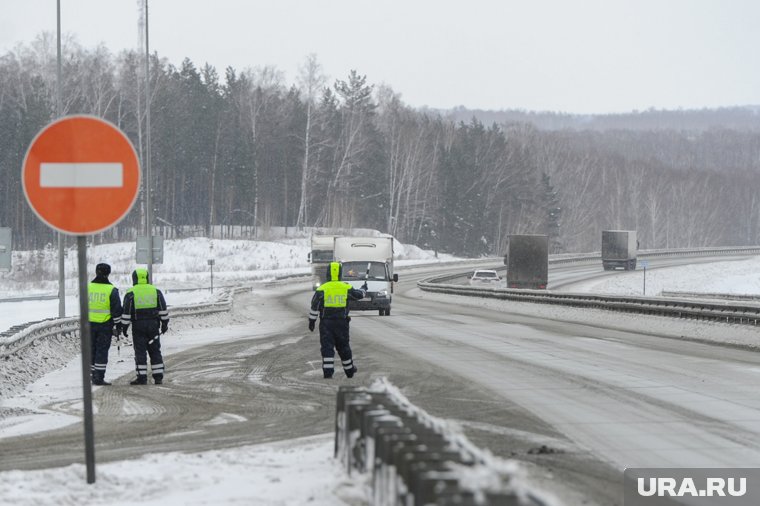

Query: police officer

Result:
[88,263,122,386]
[122,268,169,385]
[308,261,367,379]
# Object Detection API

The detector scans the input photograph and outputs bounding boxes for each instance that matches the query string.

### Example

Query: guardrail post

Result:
[335,386,366,457]
[373,427,416,506]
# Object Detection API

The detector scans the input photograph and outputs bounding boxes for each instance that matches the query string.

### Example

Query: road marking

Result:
[40,163,124,188]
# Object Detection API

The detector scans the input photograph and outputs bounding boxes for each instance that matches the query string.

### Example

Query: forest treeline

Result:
[2,36,760,255]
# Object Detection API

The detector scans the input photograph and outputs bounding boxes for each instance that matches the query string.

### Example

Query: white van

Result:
[333,236,398,316]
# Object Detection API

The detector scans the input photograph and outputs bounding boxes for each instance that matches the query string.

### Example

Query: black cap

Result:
[96,263,111,277]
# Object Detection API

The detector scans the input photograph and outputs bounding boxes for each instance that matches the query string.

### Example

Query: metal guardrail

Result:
[661,290,760,302]
[418,247,760,327]
[0,294,60,303]
[336,381,550,506]
[0,287,250,359]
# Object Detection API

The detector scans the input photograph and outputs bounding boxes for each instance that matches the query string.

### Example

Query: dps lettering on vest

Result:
[325,293,346,306]
[88,282,113,323]
[132,285,158,309]
[89,292,107,304]
[322,283,349,308]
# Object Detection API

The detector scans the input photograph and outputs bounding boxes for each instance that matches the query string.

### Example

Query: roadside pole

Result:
[56,0,65,318]
[641,259,649,295]
[77,236,95,482]
[208,259,215,292]
[144,0,153,281]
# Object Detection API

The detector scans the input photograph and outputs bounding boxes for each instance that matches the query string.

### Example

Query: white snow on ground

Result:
[2,238,758,505]
[567,255,760,296]
[0,434,366,506]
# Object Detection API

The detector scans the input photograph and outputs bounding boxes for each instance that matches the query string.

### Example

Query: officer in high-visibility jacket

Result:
[87,263,122,386]
[308,261,367,379]
[122,268,169,385]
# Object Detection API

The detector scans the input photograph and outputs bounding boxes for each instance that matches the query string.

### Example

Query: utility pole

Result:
[56,0,65,318]
[144,0,153,280]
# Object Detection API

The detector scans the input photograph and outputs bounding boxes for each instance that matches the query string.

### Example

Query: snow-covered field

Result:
[567,255,760,296]
[2,238,758,505]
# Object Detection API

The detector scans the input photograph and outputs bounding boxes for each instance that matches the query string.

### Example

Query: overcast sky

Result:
[2,0,759,114]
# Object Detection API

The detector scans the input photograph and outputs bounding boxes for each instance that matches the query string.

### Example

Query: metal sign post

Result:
[208,259,215,292]
[77,236,95,483]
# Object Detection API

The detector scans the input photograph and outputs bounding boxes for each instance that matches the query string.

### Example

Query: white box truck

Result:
[601,230,638,270]
[333,235,398,316]
[308,234,337,290]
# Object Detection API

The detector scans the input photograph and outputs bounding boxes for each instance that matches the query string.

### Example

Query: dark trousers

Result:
[132,319,165,380]
[90,323,113,381]
[319,318,354,377]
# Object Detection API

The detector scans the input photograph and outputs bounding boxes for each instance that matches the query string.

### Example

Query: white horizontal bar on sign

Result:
[39,163,124,188]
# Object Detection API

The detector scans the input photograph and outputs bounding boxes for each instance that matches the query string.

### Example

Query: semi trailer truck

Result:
[601,230,637,270]
[504,234,549,289]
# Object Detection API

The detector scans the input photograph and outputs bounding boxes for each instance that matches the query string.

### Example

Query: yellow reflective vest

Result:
[319,281,350,308]
[88,282,114,323]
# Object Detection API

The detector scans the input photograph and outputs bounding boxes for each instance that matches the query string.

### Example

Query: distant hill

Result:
[438,105,760,131]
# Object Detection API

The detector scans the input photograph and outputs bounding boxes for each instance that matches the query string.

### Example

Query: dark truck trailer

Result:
[601,230,637,270]
[505,234,548,289]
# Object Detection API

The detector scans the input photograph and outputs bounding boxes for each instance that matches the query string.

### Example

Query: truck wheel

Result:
[378,309,385,316]
[385,308,391,316]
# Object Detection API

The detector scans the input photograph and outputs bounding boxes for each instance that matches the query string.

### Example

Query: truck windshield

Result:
[341,261,387,281]
[311,250,333,262]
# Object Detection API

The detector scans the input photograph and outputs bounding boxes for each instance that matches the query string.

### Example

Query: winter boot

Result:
[153,376,163,385]
[345,366,358,378]
[130,376,148,385]
[92,371,111,386]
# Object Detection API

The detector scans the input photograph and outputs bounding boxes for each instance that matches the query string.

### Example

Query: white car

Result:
[469,269,501,285]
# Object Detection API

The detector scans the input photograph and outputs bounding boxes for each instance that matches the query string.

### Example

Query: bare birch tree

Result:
[295,54,326,228]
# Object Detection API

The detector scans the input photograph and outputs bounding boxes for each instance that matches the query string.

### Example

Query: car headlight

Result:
[376,290,389,297]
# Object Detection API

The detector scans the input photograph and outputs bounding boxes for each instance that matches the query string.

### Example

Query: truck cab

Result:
[334,236,398,316]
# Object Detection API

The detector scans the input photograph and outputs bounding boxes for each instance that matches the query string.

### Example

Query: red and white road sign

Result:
[22,115,141,235]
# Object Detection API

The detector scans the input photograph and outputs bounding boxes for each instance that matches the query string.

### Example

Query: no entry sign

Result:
[22,115,141,235]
